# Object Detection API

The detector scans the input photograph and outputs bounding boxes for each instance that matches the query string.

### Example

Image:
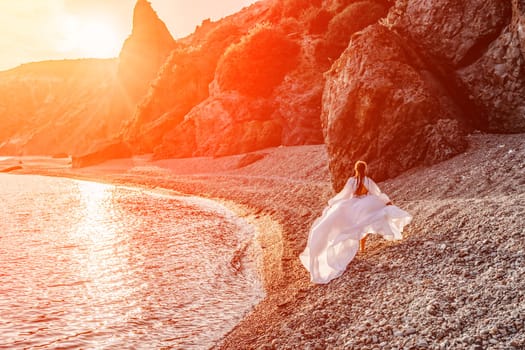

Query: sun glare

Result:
[59,15,121,58]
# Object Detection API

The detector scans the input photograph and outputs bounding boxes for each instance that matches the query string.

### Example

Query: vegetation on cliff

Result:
[0,0,522,186]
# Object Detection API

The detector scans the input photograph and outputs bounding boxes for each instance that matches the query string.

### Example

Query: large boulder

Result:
[322,24,467,191]
[387,0,525,132]
[315,1,388,65]
[387,0,511,66]
[455,1,525,131]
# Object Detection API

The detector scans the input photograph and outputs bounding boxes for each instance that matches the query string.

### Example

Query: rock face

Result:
[323,0,523,190]
[155,91,283,158]
[110,0,176,133]
[387,0,525,132]
[0,0,176,158]
[315,1,388,64]
[125,22,245,154]
[388,0,511,66]
[323,24,467,191]
[154,25,300,158]
[126,0,387,159]
[117,0,175,103]
[0,59,117,156]
[1,0,521,182]
[455,1,525,132]
[125,4,304,158]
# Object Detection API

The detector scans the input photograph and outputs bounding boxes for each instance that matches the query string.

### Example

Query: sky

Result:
[0,0,258,71]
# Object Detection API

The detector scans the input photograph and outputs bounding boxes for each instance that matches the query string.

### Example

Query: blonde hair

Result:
[354,160,367,195]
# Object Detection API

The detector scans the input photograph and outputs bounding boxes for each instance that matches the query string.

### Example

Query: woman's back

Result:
[354,176,369,196]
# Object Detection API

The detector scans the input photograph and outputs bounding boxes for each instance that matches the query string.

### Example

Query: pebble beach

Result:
[2,132,524,349]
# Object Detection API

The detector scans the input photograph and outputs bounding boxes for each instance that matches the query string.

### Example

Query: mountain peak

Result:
[129,0,173,41]
[115,0,176,109]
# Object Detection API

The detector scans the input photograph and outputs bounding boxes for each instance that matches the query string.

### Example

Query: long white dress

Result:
[300,176,412,284]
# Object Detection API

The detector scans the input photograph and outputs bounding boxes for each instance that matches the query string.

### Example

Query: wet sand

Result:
[2,132,524,349]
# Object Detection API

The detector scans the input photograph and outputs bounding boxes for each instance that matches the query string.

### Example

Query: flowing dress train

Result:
[299,176,412,284]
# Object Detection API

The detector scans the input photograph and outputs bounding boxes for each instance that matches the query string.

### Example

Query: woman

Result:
[299,161,412,284]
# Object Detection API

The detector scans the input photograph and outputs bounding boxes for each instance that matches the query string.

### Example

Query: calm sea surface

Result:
[0,174,263,349]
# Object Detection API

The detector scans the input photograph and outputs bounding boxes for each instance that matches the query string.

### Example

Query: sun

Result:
[77,20,121,57]
[59,15,122,58]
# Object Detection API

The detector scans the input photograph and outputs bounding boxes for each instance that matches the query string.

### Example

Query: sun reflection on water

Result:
[76,180,115,237]
[0,175,263,348]
[72,181,139,327]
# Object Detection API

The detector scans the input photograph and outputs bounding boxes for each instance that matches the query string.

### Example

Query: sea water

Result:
[0,174,263,349]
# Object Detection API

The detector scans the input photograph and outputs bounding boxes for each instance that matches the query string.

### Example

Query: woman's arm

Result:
[328,177,355,206]
[367,177,391,204]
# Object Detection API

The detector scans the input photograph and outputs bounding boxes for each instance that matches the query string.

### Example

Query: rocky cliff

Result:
[125,0,522,187]
[124,0,388,158]
[0,59,117,156]
[322,24,468,190]
[110,0,176,132]
[0,0,522,187]
[324,0,525,190]
[0,0,175,158]
[388,0,524,132]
